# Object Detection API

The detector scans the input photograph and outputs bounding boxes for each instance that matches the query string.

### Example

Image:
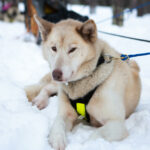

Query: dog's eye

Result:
[51,46,57,52]
[68,47,77,54]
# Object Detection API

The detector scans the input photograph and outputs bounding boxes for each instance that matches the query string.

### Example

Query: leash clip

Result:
[104,55,113,63]
[120,54,130,61]
[104,54,130,61]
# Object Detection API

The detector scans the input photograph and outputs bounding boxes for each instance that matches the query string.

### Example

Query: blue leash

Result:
[121,52,150,61]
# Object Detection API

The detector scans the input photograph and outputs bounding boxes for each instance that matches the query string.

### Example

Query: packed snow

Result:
[0,5,150,150]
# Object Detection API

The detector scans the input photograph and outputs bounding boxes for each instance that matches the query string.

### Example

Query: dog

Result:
[25,15,141,150]
[1,4,24,22]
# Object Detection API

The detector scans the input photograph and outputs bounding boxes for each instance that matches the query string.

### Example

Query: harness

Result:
[68,55,105,122]
[66,51,150,122]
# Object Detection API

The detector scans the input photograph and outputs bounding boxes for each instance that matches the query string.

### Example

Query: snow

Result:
[0,5,150,150]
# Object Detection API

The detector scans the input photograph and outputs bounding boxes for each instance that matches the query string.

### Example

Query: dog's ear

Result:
[76,19,97,42]
[34,15,54,41]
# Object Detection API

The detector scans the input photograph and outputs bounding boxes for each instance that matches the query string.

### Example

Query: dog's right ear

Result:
[34,15,54,41]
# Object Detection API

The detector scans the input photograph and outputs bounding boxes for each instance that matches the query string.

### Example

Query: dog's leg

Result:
[49,91,77,150]
[25,73,51,101]
[24,83,44,102]
[89,120,128,141]
[32,82,58,109]
[87,88,128,141]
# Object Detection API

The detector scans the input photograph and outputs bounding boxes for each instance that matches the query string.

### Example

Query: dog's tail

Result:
[129,60,140,72]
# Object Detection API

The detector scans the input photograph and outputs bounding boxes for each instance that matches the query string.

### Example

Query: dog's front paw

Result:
[49,129,66,150]
[32,95,49,109]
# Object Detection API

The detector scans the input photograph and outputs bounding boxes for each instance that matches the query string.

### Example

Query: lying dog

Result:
[25,15,141,150]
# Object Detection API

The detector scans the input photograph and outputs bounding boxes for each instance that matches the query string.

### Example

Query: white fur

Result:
[30,18,141,150]
[49,117,66,150]
[33,83,57,109]
[88,120,128,141]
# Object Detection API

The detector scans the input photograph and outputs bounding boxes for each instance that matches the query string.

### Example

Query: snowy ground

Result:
[0,5,150,150]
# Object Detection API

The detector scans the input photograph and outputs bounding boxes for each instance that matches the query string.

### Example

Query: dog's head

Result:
[35,15,98,82]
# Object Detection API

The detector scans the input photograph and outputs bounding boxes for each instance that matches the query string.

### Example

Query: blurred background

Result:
[0,0,150,44]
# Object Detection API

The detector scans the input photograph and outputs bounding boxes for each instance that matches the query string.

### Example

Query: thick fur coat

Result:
[25,15,141,150]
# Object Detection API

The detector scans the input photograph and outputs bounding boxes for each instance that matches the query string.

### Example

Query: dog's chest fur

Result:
[62,60,114,100]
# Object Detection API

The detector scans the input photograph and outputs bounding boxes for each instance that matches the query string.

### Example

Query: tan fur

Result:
[25,72,51,100]
[24,72,58,109]
[26,16,141,150]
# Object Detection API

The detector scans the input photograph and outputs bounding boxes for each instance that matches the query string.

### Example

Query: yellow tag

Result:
[76,103,86,118]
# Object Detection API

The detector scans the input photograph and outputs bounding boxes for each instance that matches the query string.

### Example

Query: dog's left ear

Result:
[76,19,97,42]
[34,15,54,41]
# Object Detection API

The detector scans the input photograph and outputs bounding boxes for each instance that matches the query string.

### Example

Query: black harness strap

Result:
[70,86,98,122]
[96,54,105,67]
[68,55,105,122]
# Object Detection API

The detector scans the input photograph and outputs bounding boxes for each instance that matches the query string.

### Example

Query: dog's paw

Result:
[49,129,66,150]
[88,121,128,141]
[32,95,49,109]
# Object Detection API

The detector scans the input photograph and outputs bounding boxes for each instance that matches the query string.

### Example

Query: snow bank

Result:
[0,6,150,150]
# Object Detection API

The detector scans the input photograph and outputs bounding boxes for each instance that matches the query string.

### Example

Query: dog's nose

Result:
[52,69,63,81]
